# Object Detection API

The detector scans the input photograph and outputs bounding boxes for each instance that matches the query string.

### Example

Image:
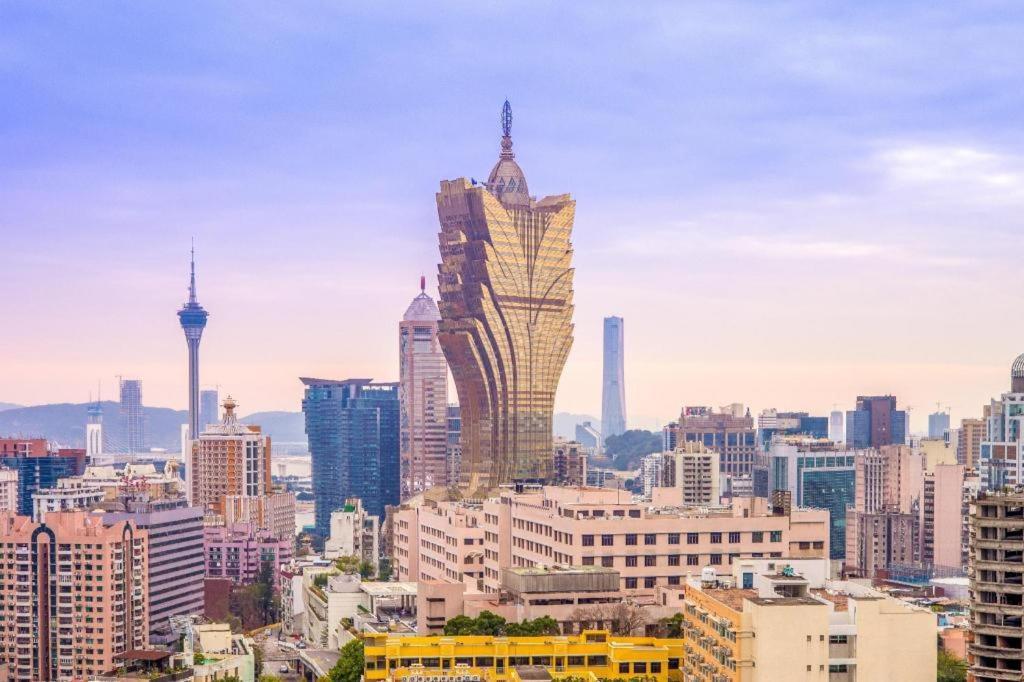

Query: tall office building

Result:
[600,316,626,441]
[846,395,906,449]
[0,512,148,681]
[445,404,462,487]
[0,439,86,515]
[436,101,575,493]
[959,417,985,469]
[399,277,448,499]
[189,397,270,516]
[177,247,209,439]
[829,409,845,443]
[86,396,103,463]
[199,388,219,432]
[301,378,399,537]
[119,378,145,454]
[980,353,1024,489]
[928,410,951,439]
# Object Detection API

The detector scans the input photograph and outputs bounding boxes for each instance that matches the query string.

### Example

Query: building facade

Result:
[846,395,906,449]
[980,354,1024,490]
[653,442,720,506]
[189,397,271,516]
[203,522,293,589]
[301,377,400,537]
[324,498,381,572]
[0,469,17,512]
[399,278,449,500]
[119,378,145,455]
[551,440,588,487]
[675,405,757,477]
[103,496,206,644]
[920,463,966,573]
[0,440,86,516]
[0,511,148,681]
[436,101,575,492]
[601,316,627,441]
[446,404,462,487]
[960,417,985,470]
[929,410,951,439]
[829,409,845,444]
[200,388,219,433]
[86,398,103,463]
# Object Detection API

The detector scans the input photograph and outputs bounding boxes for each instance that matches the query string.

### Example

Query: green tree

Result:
[358,561,375,579]
[259,676,283,682]
[378,558,393,582]
[937,648,966,682]
[604,430,663,470]
[443,615,477,636]
[323,639,364,682]
[661,613,684,638]
[335,555,361,574]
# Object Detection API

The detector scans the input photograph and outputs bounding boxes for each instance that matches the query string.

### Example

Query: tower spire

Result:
[500,100,514,159]
[420,275,426,293]
[189,239,198,304]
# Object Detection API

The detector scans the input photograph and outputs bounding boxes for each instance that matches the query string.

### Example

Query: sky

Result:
[2,2,1024,431]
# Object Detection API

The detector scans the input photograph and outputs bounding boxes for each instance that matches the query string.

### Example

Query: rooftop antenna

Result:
[188,237,197,304]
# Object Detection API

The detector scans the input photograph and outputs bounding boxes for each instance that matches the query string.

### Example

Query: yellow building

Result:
[363,630,684,682]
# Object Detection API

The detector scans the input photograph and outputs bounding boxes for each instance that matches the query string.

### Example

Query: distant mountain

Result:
[0,403,21,412]
[553,412,599,441]
[240,411,307,444]
[0,401,309,452]
[0,401,186,450]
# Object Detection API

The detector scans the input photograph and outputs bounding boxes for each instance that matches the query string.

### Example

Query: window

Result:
[752,531,764,543]
[568,656,585,667]
[625,534,638,546]
[644,577,656,588]
[668,533,680,545]
[829,635,848,644]
[650,662,662,673]
[710,532,722,544]
[728,532,741,543]
[710,554,722,565]
[644,555,656,567]
[582,535,594,547]
[619,663,630,674]
[686,533,699,544]
[625,577,638,589]
[668,575,680,585]
[602,535,614,546]
[687,555,699,566]
[644,533,657,545]
[582,556,594,566]
[629,509,641,518]
[587,656,607,667]
[634,662,648,673]
[626,556,638,567]
[601,556,614,567]
[770,531,783,543]
[668,555,680,566]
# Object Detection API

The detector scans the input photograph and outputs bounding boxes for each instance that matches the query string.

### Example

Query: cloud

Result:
[873,143,1024,202]
[723,235,884,259]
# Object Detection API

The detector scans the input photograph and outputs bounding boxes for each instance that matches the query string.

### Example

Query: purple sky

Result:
[3,3,1023,429]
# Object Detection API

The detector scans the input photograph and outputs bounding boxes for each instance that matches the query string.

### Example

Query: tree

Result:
[661,613,684,638]
[378,558,393,582]
[323,639,364,682]
[603,430,663,470]
[444,612,562,636]
[358,561,375,579]
[568,603,647,636]
[335,555,361,574]
[937,648,966,682]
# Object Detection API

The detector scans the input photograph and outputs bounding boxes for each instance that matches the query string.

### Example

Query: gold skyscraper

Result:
[436,101,575,493]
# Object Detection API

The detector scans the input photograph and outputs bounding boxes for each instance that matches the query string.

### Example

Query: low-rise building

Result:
[680,559,936,681]
[302,570,417,648]
[551,440,587,487]
[363,629,685,682]
[203,522,293,588]
[31,480,105,520]
[324,497,380,571]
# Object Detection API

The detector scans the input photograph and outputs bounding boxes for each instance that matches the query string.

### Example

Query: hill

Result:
[239,411,307,444]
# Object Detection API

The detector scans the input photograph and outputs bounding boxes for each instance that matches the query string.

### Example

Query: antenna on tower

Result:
[501,99,512,137]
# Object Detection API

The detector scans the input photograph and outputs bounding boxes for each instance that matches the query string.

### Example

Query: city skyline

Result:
[4,4,1024,429]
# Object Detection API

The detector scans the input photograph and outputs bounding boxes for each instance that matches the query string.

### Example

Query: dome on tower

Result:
[404,276,440,322]
[486,100,531,209]
[1012,353,1024,393]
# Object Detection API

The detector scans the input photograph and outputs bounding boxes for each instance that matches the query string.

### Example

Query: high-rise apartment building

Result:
[601,316,626,441]
[324,498,380,572]
[968,490,1024,682]
[0,440,86,516]
[959,417,985,469]
[436,101,575,492]
[199,388,219,432]
[301,377,399,537]
[929,410,951,439]
[653,442,720,506]
[399,277,448,500]
[119,378,145,454]
[846,395,906,449]
[676,405,757,477]
[177,247,209,440]
[0,469,17,512]
[103,496,205,644]
[920,463,965,573]
[551,439,587,487]
[189,397,271,515]
[203,522,293,588]
[0,511,148,681]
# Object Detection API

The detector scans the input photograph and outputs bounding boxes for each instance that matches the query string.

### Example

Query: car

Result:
[279,664,290,673]
[296,641,307,649]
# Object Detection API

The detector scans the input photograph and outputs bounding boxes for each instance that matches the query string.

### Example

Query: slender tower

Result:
[86,389,103,464]
[601,316,626,441]
[177,246,209,439]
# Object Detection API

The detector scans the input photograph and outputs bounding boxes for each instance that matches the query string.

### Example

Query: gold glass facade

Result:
[436,102,575,493]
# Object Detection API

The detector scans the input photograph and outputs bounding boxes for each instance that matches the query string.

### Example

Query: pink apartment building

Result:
[395,485,830,626]
[203,522,293,589]
[0,511,148,681]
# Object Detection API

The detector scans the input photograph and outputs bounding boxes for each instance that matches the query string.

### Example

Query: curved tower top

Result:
[178,245,208,439]
[486,100,531,208]
[403,276,441,322]
[1012,352,1024,393]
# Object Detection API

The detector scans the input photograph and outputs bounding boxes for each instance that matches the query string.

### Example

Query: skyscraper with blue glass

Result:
[846,395,906,449]
[301,378,399,541]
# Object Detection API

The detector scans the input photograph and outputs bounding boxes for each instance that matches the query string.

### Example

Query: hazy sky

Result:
[3,2,1024,430]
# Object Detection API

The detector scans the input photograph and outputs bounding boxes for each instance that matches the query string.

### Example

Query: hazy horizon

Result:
[4,3,1024,431]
